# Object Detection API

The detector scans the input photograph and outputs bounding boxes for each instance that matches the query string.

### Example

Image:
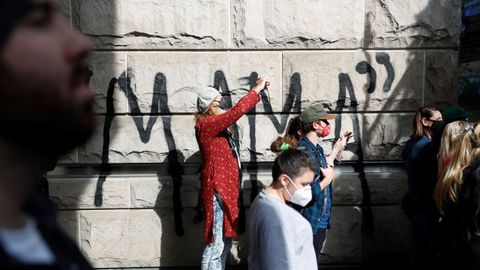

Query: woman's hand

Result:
[253,77,269,94]
[333,131,351,150]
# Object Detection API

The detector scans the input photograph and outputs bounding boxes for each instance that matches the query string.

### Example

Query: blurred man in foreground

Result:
[0,0,94,268]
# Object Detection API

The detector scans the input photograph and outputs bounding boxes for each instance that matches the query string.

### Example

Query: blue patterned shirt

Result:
[296,136,332,230]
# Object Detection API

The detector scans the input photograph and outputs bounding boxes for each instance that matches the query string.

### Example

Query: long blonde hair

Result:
[437,121,470,179]
[435,123,480,215]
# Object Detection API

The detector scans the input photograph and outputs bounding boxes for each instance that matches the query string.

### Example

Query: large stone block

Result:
[130,174,271,209]
[321,206,362,263]
[75,115,269,164]
[88,52,129,113]
[47,167,407,210]
[362,113,412,160]
[363,206,410,263]
[57,149,77,164]
[283,51,424,112]
[365,0,462,48]
[366,174,408,204]
[312,170,408,205]
[130,176,200,209]
[77,112,415,164]
[320,205,409,264]
[425,51,460,109]
[77,112,369,164]
[232,0,364,49]
[57,210,80,246]
[126,52,283,113]
[332,174,364,205]
[79,209,204,267]
[78,116,200,163]
[49,177,130,209]
[72,0,229,49]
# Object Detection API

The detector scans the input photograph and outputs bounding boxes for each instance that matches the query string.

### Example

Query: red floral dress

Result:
[195,90,260,243]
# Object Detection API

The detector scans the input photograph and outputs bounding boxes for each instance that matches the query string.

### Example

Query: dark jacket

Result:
[460,157,480,238]
[459,157,480,269]
[437,158,480,269]
[0,190,92,270]
[402,136,440,213]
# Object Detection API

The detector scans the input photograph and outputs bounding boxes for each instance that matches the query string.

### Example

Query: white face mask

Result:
[284,175,312,207]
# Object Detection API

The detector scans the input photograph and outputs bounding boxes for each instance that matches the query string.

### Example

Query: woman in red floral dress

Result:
[195,77,268,270]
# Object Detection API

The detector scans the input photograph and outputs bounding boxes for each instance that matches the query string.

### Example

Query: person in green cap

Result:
[295,104,352,261]
[442,105,473,125]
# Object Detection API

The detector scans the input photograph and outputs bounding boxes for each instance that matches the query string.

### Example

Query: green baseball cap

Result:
[300,104,335,124]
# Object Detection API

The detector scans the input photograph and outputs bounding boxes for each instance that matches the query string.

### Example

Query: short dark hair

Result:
[272,149,315,181]
[301,121,315,133]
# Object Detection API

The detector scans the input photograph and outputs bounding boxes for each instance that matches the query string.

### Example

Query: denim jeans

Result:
[313,228,326,262]
[201,195,233,270]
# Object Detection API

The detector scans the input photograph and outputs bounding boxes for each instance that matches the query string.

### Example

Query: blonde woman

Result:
[437,121,471,188]
[458,123,480,269]
[434,123,480,269]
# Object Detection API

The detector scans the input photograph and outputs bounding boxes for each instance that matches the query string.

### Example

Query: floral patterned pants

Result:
[201,195,233,270]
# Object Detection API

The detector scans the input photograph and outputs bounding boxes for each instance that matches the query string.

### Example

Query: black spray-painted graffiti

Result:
[95,71,187,236]
[354,53,395,95]
[94,52,395,237]
[335,52,395,235]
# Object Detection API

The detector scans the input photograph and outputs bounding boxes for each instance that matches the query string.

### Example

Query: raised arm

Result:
[197,78,268,137]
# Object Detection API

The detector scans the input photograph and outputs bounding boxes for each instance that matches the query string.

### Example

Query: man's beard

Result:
[0,64,95,159]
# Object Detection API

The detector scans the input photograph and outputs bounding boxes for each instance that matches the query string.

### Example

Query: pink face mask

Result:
[321,124,330,137]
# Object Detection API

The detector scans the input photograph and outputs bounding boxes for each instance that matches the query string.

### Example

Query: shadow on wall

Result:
[351,0,459,264]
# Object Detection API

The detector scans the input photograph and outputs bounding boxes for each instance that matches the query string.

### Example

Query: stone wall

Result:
[51,0,462,268]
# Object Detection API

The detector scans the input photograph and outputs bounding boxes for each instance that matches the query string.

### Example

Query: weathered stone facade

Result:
[52,0,462,268]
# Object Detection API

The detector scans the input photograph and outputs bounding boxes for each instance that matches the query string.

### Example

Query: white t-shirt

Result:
[249,191,317,270]
[0,216,55,264]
